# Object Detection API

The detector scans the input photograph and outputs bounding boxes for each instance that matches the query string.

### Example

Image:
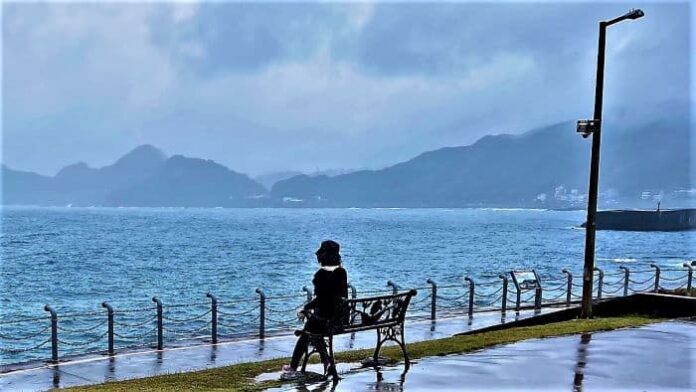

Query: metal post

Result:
[619,266,630,296]
[101,302,114,356]
[464,277,474,318]
[580,21,608,319]
[650,264,661,292]
[580,8,646,317]
[509,271,522,312]
[255,288,265,339]
[593,267,604,300]
[44,305,58,363]
[302,286,312,302]
[562,269,573,306]
[347,283,357,340]
[206,293,218,344]
[499,274,508,315]
[683,263,693,293]
[347,283,357,299]
[386,280,399,294]
[533,270,543,310]
[152,297,163,350]
[426,279,437,321]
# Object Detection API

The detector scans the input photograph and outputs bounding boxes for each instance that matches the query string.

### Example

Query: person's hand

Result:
[297,309,308,322]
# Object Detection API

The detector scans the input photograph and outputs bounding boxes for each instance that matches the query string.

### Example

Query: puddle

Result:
[263,321,696,391]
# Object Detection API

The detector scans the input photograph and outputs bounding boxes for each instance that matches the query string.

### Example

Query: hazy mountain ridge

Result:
[2,145,266,207]
[271,118,693,207]
[3,116,692,208]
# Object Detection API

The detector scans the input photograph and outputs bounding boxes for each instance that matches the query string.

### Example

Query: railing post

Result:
[206,293,218,344]
[255,288,265,339]
[499,274,508,315]
[650,264,661,292]
[683,263,693,293]
[533,270,542,310]
[426,279,437,321]
[562,269,573,306]
[152,297,163,350]
[101,302,114,356]
[347,283,357,299]
[593,267,604,300]
[302,286,312,302]
[464,277,474,318]
[619,266,630,296]
[509,271,521,312]
[347,283,358,340]
[44,305,58,363]
[386,280,399,294]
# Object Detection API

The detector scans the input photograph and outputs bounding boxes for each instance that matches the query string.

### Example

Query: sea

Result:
[1,206,694,364]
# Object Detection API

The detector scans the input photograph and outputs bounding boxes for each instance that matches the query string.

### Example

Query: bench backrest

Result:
[332,289,417,333]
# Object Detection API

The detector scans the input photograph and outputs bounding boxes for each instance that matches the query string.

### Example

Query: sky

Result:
[1,1,691,177]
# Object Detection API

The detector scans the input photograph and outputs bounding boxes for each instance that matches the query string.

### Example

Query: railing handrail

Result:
[0,265,685,366]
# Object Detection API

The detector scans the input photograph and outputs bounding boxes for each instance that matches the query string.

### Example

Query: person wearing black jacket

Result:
[282,240,348,374]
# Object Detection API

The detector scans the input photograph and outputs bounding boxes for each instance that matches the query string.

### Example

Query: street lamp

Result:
[578,8,644,319]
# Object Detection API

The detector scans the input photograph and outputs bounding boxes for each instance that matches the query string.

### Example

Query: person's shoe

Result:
[281,364,302,380]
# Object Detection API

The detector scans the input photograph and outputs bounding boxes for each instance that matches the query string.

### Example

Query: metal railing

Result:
[1,263,693,367]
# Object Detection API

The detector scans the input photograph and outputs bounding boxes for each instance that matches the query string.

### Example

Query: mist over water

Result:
[2,206,693,316]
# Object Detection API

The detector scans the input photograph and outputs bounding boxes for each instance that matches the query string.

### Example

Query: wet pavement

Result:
[0,308,555,391]
[265,320,696,392]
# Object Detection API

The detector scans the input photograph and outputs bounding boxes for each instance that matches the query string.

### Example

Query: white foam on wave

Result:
[482,208,547,212]
[672,259,695,268]
[598,257,638,263]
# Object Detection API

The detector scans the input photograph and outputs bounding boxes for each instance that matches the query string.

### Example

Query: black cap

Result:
[316,240,340,255]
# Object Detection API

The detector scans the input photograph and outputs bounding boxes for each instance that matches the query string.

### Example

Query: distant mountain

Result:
[109,155,266,207]
[254,171,303,191]
[271,118,693,207]
[4,115,692,208]
[254,169,358,190]
[1,165,55,205]
[2,145,267,207]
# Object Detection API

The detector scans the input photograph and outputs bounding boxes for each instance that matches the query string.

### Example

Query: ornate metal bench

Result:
[299,289,417,379]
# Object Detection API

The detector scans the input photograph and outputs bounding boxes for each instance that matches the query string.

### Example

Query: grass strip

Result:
[67,315,656,392]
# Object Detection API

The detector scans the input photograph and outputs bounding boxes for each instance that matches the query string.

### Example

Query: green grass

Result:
[66,315,656,392]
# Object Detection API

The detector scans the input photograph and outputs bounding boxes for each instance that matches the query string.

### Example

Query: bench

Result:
[299,289,417,379]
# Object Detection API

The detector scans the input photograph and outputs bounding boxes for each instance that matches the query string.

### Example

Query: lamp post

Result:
[578,9,644,318]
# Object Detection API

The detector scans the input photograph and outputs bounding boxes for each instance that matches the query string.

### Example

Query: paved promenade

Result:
[1,308,557,391]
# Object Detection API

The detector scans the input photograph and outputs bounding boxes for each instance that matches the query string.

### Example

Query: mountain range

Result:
[271,118,693,207]
[2,145,266,207]
[2,116,693,208]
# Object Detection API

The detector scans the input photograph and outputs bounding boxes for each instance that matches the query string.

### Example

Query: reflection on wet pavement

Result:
[265,321,696,391]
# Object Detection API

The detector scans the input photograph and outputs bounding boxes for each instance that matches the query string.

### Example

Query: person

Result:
[282,240,348,375]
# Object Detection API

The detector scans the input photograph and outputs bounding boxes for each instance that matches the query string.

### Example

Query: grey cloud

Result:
[1,2,690,177]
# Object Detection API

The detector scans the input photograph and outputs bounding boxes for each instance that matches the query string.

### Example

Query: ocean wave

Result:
[598,257,638,263]
[481,208,547,212]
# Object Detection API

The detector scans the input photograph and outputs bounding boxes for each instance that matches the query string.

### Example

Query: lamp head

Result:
[626,9,644,20]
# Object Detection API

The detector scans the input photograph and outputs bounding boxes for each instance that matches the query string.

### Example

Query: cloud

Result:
[2,2,690,176]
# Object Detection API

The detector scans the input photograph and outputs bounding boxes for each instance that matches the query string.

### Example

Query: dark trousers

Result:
[290,315,328,369]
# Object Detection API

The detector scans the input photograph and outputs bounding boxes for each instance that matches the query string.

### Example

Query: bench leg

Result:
[373,328,384,363]
[399,325,410,370]
[301,347,312,372]
[305,335,333,376]
[374,325,410,369]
